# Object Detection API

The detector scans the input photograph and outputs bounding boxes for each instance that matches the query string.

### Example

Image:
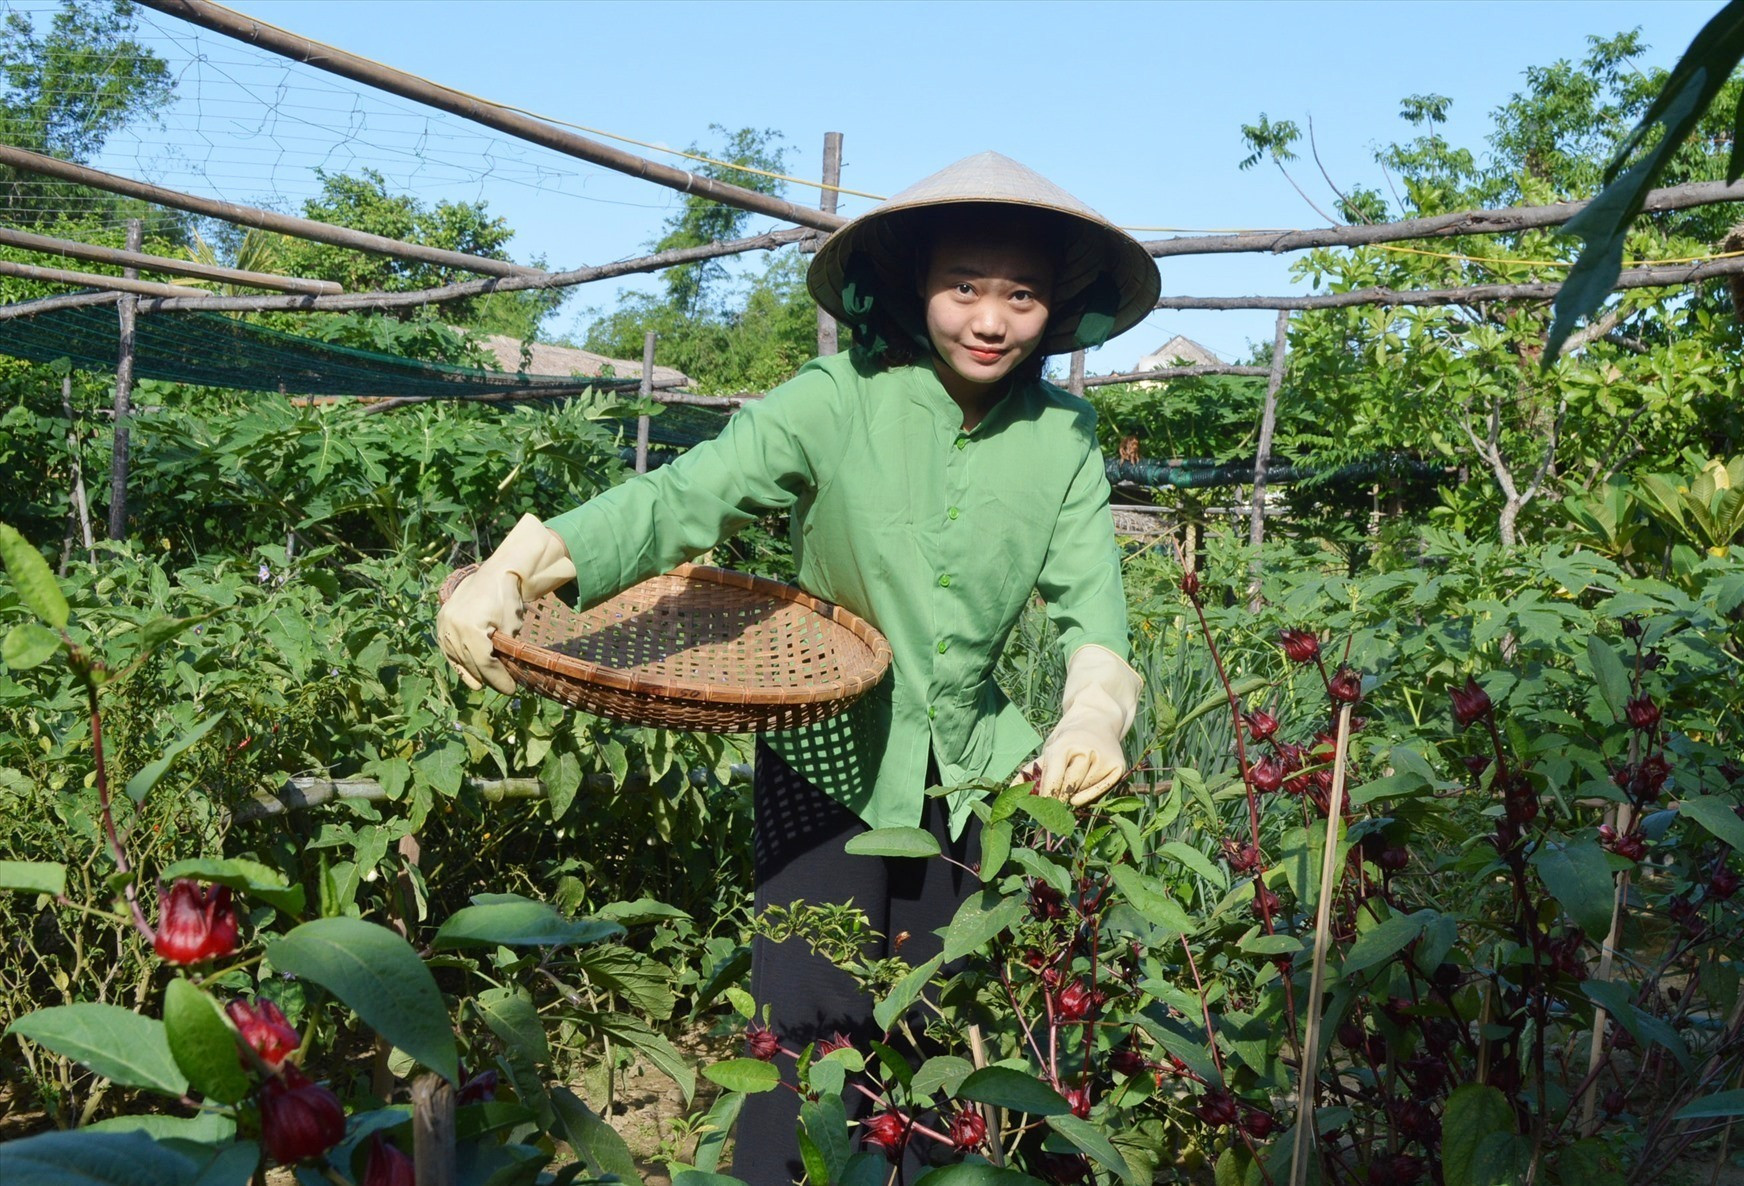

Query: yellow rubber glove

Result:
[1037,644,1143,806]
[436,514,576,694]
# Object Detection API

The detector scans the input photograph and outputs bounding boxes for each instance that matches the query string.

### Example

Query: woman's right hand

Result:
[436,515,576,693]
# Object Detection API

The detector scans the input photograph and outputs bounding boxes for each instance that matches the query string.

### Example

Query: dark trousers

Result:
[731,741,980,1186]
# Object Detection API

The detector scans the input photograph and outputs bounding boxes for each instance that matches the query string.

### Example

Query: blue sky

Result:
[29,0,1729,368]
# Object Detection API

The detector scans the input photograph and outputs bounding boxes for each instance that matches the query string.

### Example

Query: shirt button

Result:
[937,640,949,654]
[955,437,968,451]
[927,706,937,720]
[938,574,951,587]
[947,506,960,520]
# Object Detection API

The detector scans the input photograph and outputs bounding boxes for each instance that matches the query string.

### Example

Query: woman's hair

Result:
[848,203,1071,385]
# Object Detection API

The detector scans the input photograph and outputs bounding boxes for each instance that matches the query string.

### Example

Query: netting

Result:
[0,304,654,398]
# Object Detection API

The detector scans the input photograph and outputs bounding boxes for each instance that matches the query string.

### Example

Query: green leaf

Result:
[597,1011,696,1103]
[268,917,458,1083]
[956,1066,1069,1116]
[1680,795,1744,853]
[434,892,624,949]
[911,1054,975,1100]
[478,987,551,1066]
[674,1174,750,1186]
[702,1058,781,1094]
[844,827,941,859]
[1344,911,1431,975]
[551,1086,640,1182]
[801,1093,850,1183]
[160,857,304,916]
[3,623,61,669]
[798,1130,830,1186]
[0,859,65,897]
[873,954,944,1032]
[6,1004,187,1096]
[0,1130,198,1186]
[595,897,692,925]
[979,819,1012,883]
[1585,635,1631,721]
[942,890,1024,963]
[913,1166,1044,1186]
[1047,1114,1139,1186]
[1015,795,1076,837]
[691,1090,744,1174]
[1676,1089,1744,1120]
[1531,840,1617,939]
[126,712,227,804]
[1108,865,1195,936]
[1442,1083,1516,1186]
[0,523,69,629]
[163,979,249,1105]
[1158,841,1228,891]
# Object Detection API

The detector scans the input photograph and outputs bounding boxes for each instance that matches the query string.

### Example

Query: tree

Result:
[0,0,174,227]
[1249,29,1744,546]
[580,127,819,392]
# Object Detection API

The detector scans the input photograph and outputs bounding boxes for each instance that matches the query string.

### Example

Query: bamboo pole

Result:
[62,374,93,558]
[1082,363,1270,387]
[1154,254,1744,311]
[635,331,655,474]
[817,132,844,356]
[1292,704,1355,1186]
[1067,349,1086,396]
[1248,310,1290,608]
[1142,177,1744,257]
[107,220,140,542]
[0,289,122,321]
[411,1074,457,1186]
[0,225,341,294]
[138,0,846,234]
[0,141,541,279]
[0,256,201,299]
[136,226,814,315]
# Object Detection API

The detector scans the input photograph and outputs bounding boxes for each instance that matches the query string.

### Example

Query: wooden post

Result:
[816,132,844,356]
[634,331,655,474]
[107,218,141,541]
[60,374,93,573]
[1247,310,1290,609]
[411,1073,457,1186]
[1067,349,1086,396]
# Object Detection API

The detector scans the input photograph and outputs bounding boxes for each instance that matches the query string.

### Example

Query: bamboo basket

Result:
[438,564,891,733]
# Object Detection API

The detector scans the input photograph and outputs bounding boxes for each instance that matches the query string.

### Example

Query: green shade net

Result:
[0,305,657,400]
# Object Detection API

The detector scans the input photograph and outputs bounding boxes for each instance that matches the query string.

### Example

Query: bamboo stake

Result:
[0,289,122,320]
[0,225,341,294]
[1579,802,1635,1134]
[817,132,844,356]
[1248,310,1290,608]
[635,332,655,474]
[61,373,92,564]
[0,140,540,279]
[411,1073,457,1186]
[1067,350,1086,396]
[0,256,200,299]
[107,220,140,542]
[1291,703,1355,1186]
[138,0,845,234]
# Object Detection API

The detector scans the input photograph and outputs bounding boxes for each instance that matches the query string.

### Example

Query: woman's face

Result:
[920,237,1054,399]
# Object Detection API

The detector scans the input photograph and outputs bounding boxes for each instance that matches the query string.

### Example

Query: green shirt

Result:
[545,351,1129,835]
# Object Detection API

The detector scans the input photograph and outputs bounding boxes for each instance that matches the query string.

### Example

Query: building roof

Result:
[1136,335,1223,371]
[477,334,690,387]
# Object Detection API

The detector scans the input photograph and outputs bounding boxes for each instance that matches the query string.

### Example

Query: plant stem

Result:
[80,657,153,942]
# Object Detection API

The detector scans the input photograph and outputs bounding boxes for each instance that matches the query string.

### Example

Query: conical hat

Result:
[807,151,1160,355]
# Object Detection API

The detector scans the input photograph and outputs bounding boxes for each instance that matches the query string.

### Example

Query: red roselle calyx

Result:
[1711,866,1741,901]
[1328,666,1364,704]
[226,998,300,1069]
[1222,838,1263,873]
[817,1031,855,1056]
[948,1108,987,1151]
[1195,1090,1240,1128]
[1248,756,1285,793]
[1180,570,1201,598]
[153,880,240,965]
[361,1133,414,1186]
[860,1111,908,1161]
[744,1022,780,1061]
[1242,709,1279,741]
[258,1065,345,1164]
[1054,980,1103,1022]
[1279,629,1321,664]
[457,1068,498,1105]
[1625,696,1661,731]
[1449,676,1492,728]
[1062,1083,1093,1119]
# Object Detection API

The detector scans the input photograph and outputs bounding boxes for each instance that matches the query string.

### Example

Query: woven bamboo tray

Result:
[438,563,891,733]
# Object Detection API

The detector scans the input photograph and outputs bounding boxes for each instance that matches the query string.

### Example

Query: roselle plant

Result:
[695,550,1744,1186]
[0,525,690,1185]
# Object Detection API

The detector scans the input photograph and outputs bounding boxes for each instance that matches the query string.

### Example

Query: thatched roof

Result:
[477,334,690,387]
